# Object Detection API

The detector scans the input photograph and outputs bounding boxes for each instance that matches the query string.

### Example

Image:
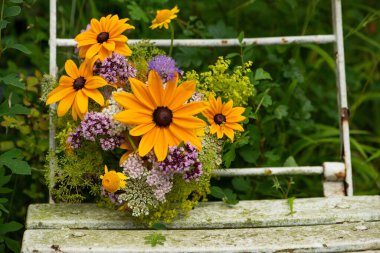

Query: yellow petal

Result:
[225,122,244,132]
[102,41,115,51]
[109,35,128,43]
[224,127,235,142]
[76,90,88,114]
[169,123,202,150]
[154,128,168,161]
[46,87,75,105]
[113,92,146,110]
[215,97,223,113]
[57,93,75,117]
[65,60,79,79]
[86,43,102,59]
[119,151,132,165]
[169,80,196,110]
[129,77,155,110]
[138,127,159,157]
[115,43,132,57]
[113,110,152,125]
[226,115,245,123]
[59,75,74,86]
[222,100,233,115]
[147,70,164,106]
[129,123,156,136]
[173,116,206,129]
[90,18,102,33]
[216,125,224,139]
[82,88,104,106]
[174,101,207,116]
[79,59,93,77]
[85,76,108,89]
[164,73,178,102]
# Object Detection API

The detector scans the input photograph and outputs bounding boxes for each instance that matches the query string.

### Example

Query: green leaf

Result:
[4,6,21,18]
[232,177,252,192]
[0,74,25,89]
[274,105,288,119]
[0,102,30,117]
[225,52,240,59]
[238,145,259,163]
[5,237,20,253]
[283,156,298,167]
[261,94,272,107]
[238,31,245,44]
[254,68,272,81]
[210,186,225,199]
[10,0,23,3]
[0,149,31,175]
[0,221,23,234]
[287,196,296,215]
[144,232,166,247]
[8,44,31,54]
[0,20,9,30]
[223,188,239,205]
[126,1,149,22]
[151,223,167,230]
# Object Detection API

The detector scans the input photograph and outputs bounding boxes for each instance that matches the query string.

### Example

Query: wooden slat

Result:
[21,221,380,253]
[26,196,380,230]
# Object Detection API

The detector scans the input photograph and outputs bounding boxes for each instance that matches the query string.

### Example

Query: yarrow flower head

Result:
[46,60,107,120]
[75,14,135,61]
[93,53,137,87]
[148,55,182,82]
[150,6,179,30]
[203,95,245,142]
[80,112,114,141]
[100,165,127,193]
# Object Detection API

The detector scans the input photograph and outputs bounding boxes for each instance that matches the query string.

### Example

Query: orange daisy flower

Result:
[113,70,206,161]
[203,95,245,142]
[75,14,135,61]
[150,6,179,30]
[46,59,107,120]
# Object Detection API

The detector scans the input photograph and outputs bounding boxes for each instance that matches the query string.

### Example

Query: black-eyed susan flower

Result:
[100,165,127,193]
[203,95,245,142]
[150,6,179,30]
[75,14,135,61]
[113,70,207,161]
[46,60,107,120]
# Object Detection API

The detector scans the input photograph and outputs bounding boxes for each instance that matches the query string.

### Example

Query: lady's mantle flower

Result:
[202,95,245,142]
[100,165,127,193]
[148,55,181,82]
[150,6,179,30]
[75,14,135,61]
[46,60,107,120]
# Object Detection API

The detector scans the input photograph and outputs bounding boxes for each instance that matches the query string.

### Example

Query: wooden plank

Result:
[21,221,380,253]
[26,196,380,230]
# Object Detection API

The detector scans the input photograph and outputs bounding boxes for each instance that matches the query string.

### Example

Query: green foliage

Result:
[184,57,254,106]
[210,186,239,205]
[144,232,166,247]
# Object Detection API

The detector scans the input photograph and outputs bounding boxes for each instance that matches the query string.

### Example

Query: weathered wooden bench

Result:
[21,0,380,252]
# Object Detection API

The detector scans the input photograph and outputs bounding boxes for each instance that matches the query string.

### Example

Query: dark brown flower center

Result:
[153,107,173,127]
[214,114,226,125]
[73,77,86,90]
[97,32,109,43]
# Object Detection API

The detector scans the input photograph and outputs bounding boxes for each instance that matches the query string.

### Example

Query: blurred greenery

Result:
[0,0,379,249]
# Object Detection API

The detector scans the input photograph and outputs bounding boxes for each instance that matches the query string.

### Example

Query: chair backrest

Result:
[47,0,352,203]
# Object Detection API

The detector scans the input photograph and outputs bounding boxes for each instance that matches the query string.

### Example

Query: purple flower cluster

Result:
[148,55,182,82]
[67,112,123,151]
[80,112,113,141]
[100,137,123,151]
[158,143,203,182]
[93,53,137,85]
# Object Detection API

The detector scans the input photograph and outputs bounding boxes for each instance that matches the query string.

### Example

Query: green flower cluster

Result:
[184,57,254,106]
[129,41,166,82]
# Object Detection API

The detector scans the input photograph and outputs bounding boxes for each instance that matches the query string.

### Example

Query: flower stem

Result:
[169,24,175,57]
[127,133,137,151]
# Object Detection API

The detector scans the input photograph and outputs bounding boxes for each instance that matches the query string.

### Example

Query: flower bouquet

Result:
[44,8,254,225]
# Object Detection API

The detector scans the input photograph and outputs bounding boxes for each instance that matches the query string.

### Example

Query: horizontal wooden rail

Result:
[55,34,336,47]
[214,166,324,177]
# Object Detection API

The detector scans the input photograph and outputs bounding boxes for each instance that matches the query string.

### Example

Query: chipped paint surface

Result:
[22,221,380,252]
[25,196,380,230]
